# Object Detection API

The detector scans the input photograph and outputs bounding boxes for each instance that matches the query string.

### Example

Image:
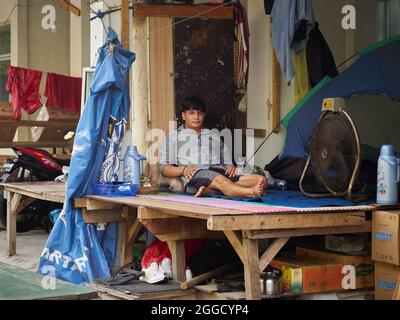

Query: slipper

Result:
[107,270,144,286]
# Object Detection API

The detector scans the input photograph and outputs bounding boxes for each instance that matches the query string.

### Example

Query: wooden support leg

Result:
[168,240,186,282]
[393,276,400,300]
[116,207,131,268]
[6,191,21,257]
[16,196,35,215]
[125,208,143,267]
[223,230,245,264]
[242,233,261,300]
[259,237,290,273]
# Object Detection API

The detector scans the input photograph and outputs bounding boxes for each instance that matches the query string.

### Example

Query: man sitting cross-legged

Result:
[159,97,266,198]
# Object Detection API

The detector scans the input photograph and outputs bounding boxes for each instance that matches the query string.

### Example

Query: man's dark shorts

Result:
[185,168,241,194]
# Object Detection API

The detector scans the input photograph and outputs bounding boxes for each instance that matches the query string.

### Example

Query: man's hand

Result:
[183,165,199,181]
[225,165,237,178]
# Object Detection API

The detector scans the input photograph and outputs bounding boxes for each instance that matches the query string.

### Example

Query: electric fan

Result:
[299,98,362,200]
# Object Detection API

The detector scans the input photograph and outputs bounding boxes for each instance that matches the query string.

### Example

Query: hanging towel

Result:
[271,0,315,82]
[293,48,310,103]
[6,65,42,120]
[45,72,82,112]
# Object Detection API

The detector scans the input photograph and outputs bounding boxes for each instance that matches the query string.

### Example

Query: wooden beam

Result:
[181,263,239,290]
[245,221,372,239]
[272,49,281,133]
[73,198,86,208]
[259,237,290,273]
[148,16,175,177]
[123,207,138,266]
[115,207,129,268]
[57,0,81,16]
[82,208,124,224]
[15,196,35,215]
[132,17,150,174]
[133,3,234,19]
[10,193,22,216]
[0,141,69,148]
[1,184,66,204]
[242,236,261,300]
[121,0,129,49]
[168,240,186,282]
[140,217,223,241]
[393,276,400,300]
[254,129,267,138]
[0,120,77,128]
[85,199,122,211]
[6,191,16,256]
[207,213,365,231]
[127,220,144,244]
[137,206,174,220]
[223,231,245,264]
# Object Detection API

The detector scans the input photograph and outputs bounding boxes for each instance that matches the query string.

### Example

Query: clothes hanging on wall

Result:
[235,0,250,92]
[6,65,43,120]
[271,0,315,82]
[293,49,310,104]
[44,72,82,112]
[306,22,338,87]
[264,0,275,15]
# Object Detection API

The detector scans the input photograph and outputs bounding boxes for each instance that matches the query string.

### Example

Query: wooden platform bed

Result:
[1,181,385,300]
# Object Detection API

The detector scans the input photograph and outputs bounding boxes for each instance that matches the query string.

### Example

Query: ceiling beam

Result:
[57,0,81,16]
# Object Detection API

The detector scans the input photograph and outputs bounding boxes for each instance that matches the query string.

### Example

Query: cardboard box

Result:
[372,211,400,265]
[281,264,302,293]
[375,261,400,300]
[296,247,374,289]
[270,257,343,294]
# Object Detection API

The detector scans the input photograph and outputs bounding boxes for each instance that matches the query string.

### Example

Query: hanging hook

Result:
[108,43,116,55]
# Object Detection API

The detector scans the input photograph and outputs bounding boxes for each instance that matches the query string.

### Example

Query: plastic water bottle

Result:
[377,145,400,205]
[124,146,146,185]
[185,267,193,281]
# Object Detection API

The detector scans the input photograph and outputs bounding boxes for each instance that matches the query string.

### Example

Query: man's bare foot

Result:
[251,177,266,197]
[195,186,208,198]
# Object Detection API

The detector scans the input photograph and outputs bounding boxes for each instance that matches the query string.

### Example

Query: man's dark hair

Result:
[180,97,207,113]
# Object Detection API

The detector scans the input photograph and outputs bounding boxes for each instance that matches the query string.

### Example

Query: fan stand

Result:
[299,110,363,201]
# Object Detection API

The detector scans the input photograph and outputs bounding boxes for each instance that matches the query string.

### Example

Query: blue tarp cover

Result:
[283,36,400,159]
[37,29,135,285]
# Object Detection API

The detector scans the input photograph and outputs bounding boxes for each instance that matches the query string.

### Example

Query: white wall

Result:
[90,0,122,67]
[28,0,70,75]
[246,0,379,168]
[70,0,90,76]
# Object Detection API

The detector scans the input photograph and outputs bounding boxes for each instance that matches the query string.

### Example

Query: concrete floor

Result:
[0,229,48,271]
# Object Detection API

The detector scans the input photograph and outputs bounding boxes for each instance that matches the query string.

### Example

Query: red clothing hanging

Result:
[45,72,82,112]
[6,65,43,120]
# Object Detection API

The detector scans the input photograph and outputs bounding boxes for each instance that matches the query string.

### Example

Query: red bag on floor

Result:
[141,239,204,269]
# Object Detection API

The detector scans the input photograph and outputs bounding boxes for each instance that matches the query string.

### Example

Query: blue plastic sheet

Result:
[283,37,400,159]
